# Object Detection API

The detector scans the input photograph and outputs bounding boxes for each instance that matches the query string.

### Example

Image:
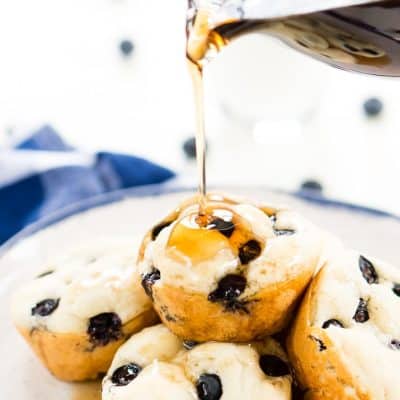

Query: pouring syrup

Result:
[186,0,400,218]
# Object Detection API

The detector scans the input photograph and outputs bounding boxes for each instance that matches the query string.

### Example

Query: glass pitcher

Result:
[187,0,400,76]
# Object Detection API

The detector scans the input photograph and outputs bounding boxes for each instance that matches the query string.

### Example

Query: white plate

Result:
[1,188,399,399]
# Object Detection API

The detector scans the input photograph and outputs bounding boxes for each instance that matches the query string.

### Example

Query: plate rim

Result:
[1,183,399,257]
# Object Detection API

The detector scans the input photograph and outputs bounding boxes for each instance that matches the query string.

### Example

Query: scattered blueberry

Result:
[119,39,134,57]
[31,299,60,317]
[87,313,122,346]
[111,363,141,386]
[259,355,290,377]
[207,217,235,238]
[151,220,173,241]
[238,240,262,264]
[196,374,223,400]
[359,255,378,284]
[183,136,208,159]
[183,137,197,159]
[363,97,383,117]
[392,283,400,297]
[141,268,161,299]
[322,319,344,329]
[353,298,369,323]
[300,180,323,193]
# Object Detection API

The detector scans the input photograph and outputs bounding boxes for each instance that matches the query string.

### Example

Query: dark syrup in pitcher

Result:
[188,1,400,76]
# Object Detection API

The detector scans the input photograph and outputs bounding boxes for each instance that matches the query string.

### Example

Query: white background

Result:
[0,0,400,214]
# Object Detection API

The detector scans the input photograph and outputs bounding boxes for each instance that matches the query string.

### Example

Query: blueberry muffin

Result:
[287,250,400,399]
[138,194,324,342]
[11,239,158,381]
[102,324,292,399]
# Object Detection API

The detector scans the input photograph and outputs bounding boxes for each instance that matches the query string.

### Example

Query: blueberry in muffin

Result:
[11,239,158,381]
[138,194,325,342]
[288,250,400,399]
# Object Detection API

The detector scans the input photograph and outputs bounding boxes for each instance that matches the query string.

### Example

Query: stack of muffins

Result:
[11,194,400,399]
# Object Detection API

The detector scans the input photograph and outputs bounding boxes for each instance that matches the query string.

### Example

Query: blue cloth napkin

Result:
[0,126,175,245]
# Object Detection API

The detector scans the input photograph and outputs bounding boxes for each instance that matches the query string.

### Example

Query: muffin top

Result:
[103,324,292,400]
[139,194,324,297]
[11,238,151,336]
[311,250,400,399]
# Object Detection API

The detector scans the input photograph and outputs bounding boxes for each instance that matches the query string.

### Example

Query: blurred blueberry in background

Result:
[119,39,134,57]
[363,97,383,117]
[300,180,323,194]
[183,136,208,159]
[183,136,197,159]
